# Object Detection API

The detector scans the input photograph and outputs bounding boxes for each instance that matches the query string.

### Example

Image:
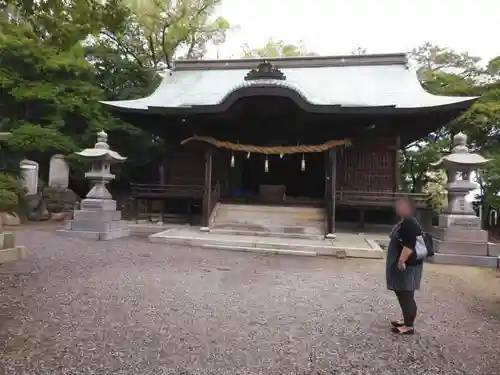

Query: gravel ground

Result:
[1,228,500,375]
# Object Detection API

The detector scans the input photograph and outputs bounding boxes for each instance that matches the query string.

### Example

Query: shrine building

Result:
[101,53,476,236]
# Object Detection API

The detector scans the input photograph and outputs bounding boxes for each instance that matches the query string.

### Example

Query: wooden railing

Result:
[336,190,431,209]
[129,182,222,226]
[129,183,207,223]
[130,183,205,199]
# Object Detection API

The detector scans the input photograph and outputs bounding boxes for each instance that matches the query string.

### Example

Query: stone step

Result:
[217,204,324,214]
[212,220,324,229]
[215,214,325,221]
[211,228,324,240]
[201,244,317,257]
[216,210,324,218]
[215,214,324,223]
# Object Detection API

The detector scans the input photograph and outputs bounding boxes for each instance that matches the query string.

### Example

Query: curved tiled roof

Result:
[101,54,477,113]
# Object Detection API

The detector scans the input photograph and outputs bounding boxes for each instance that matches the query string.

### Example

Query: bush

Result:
[0,189,19,212]
[0,173,23,213]
[0,173,23,194]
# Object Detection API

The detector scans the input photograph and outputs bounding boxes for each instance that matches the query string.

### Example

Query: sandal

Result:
[391,326,415,335]
[390,320,404,327]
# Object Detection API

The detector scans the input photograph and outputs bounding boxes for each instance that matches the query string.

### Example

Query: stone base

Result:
[428,253,499,268]
[57,198,130,241]
[0,232,26,264]
[80,198,117,211]
[488,243,500,257]
[0,246,27,263]
[57,228,130,241]
[433,215,490,257]
[432,226,488,243]
[438,214,481,229]
[433,239,489,256]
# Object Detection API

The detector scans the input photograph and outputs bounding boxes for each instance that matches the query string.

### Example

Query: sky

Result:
[208,0,499,62]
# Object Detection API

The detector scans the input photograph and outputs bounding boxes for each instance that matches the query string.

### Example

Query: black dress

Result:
[386,217,423,292]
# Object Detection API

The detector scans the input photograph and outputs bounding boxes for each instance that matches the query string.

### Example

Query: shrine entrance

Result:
[238,151,325,200]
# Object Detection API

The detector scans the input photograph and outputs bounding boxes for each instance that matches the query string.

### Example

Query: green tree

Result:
[98,0,231,69]
[405,43,500,211]
[242,39,318,58]
[0,14,108,158]
[401,138,450,194]
[0,0,232,190]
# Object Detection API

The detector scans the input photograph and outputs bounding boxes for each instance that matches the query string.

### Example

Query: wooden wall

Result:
[337,136,397,192]
[166,148,205,185]
[163,135,398,194]
[165,146,230,189]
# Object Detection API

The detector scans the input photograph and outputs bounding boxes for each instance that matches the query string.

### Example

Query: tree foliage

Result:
[0,0,230,192]
[406,43,500,209]
[242,39,318,58]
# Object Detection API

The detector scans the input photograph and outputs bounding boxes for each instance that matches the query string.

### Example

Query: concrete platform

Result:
[127,221,189,237]
[149,227,384,259]
[428,253,499,268]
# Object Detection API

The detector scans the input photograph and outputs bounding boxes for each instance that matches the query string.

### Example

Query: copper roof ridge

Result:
[173,53,409,71]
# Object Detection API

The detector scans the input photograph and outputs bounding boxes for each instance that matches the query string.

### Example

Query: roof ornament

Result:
[244,60,286,81]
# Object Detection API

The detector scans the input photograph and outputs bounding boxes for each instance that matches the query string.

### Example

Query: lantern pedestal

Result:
[59,198,130,241]
[432,214,489,255]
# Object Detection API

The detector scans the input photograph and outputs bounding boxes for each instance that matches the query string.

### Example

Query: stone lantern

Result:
[430,133,498,267]
[77,130,126,203]
[58,130,130,240]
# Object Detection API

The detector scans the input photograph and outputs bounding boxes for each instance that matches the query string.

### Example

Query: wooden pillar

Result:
[325,148,337,238]
[158,158,166,224]
[201,146,213,231]
[359,209,365,229]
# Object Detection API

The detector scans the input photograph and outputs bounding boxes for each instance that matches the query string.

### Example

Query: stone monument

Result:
[20,159,39,195]
[58,130,130,240]
[430,133,498,268]
[48,154,69,188]
[46,154,78,220]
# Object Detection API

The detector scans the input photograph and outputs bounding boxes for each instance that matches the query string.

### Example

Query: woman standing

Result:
[386,198,423,335]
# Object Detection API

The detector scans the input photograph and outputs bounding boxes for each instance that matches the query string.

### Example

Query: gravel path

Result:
[1,228,500,375]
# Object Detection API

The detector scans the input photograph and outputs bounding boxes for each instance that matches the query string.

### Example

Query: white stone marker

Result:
[48,154,70,188]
